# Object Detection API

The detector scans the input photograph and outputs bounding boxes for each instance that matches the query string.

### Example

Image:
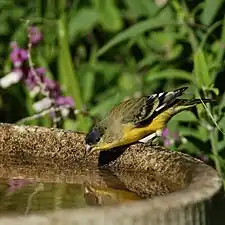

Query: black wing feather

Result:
[134,87,188,127]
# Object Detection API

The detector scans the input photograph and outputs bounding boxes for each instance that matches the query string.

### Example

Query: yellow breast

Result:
[94,109,172,151]
[122,109,172,144]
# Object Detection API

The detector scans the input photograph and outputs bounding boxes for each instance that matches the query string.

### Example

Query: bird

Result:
[85,87,214,155]
[83,181,141,206]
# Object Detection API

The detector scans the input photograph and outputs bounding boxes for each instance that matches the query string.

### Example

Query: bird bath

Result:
[0,123,223,225]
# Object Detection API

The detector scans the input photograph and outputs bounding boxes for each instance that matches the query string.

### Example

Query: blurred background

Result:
[0,0,225,183]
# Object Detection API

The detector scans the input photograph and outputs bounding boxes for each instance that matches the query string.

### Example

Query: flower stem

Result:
[210,129,223,180]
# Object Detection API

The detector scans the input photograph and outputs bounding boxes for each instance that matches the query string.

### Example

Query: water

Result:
[0,162,176,216]
[0,177,140,216]
[0,178,86,216]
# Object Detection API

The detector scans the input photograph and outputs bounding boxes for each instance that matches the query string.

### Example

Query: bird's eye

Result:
[96,137,100,142]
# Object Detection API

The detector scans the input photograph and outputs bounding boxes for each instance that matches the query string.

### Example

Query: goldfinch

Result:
[83,181,141,206]
[85,87,213,154]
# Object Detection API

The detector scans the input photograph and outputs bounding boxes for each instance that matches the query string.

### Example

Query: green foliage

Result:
[194,48,211,88]
[0,0,225,181]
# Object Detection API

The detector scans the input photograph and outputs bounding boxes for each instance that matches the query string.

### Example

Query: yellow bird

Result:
[83,181,141,206]
[85,87,213,154]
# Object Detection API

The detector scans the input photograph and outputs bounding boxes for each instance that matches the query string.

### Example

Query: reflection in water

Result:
[8,179,33,193]
[0,162,175,216]
[0,178,87,216]
[0,169,143,216]
[83,181,141,206]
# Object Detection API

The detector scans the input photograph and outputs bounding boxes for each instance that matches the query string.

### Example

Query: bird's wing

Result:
[110,87,188,126]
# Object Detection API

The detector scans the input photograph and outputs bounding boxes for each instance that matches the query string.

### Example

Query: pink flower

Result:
[43,77,61,98]
[28,26,42,45]
[164,139,171,147]
[6,36,76,117]
[162,128,169,137]
[56,96,75,107]
[25,67,46,90]
[10,42,28,67]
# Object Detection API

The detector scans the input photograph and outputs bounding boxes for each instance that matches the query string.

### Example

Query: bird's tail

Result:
[174,98,215,114]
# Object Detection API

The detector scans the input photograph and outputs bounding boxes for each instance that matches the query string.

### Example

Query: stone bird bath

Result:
[0,123,223,225]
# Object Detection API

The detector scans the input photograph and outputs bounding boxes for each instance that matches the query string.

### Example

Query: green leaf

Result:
[218,114,225,130]
[96,17,173,57]
[90,93,122,117]
[171,111,198,122]
[216,15,225,65]
[82,71,95,103]
[217,92,225,115]
[124,0,158,18]
[58,13,88,132]
[68,8,98,42]
[218,139,225,152]
[63,119,78,131]
[145,69,194,83]
[137,54,157,69]
[63,118,92,132]
[194,49,211,88]
[119,73,138,92]
[211,87,219,96]
[201,0,223,25]
[93,62,122,83]
[197,126,210,142]
[177,126,208,143]
[178,142,201,155]
[92,0,123,32]
[95,87,118,102]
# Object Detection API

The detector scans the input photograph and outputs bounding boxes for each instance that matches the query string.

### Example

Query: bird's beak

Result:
[84,144,95,157]
[85,144,92,152]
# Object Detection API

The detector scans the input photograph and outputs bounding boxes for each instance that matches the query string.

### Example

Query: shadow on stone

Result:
[98,146,127,167]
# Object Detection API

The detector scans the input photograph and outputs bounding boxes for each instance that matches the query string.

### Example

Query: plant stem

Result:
[210,129,223,178]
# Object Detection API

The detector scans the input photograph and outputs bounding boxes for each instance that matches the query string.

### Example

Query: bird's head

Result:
[85,126,106,155]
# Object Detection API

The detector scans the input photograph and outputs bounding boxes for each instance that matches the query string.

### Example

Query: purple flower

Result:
[28,26,42,45]
[5,36,76,120]
[162,128,169,138]
[159,128,182,148]
[10,42,28,67]
[35,67,46,75]
[25,67,46,90]
[43,77,61,98]
[56,96,75,107]
[164,139,171,147]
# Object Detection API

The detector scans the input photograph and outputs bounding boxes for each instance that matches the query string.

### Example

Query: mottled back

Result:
[108,87,188,126]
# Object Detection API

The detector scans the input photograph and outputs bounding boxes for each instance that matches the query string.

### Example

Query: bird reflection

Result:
[83,169,142,206]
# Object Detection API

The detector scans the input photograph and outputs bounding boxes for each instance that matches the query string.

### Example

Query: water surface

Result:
[0,162,176,216]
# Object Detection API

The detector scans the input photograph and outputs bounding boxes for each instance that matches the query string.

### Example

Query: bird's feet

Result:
[138,130,162,146]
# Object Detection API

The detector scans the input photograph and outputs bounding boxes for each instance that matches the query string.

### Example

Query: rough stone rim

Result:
[0,123,222,224]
